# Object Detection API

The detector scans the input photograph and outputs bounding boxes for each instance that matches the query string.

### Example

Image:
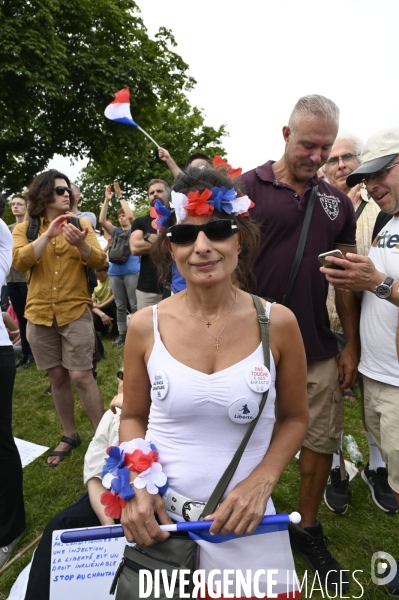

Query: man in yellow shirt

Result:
[13,170,106,466]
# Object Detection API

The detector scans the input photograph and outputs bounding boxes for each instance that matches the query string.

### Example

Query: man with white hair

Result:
[321,126,399,597]
[241,95,359,591]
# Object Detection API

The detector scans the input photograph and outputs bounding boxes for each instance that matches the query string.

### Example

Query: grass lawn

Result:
[1,339,397,599]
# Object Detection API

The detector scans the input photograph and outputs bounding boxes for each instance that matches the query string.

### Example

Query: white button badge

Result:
[245,363,271,393]
[228,398,259,424]
[150,369,169,401]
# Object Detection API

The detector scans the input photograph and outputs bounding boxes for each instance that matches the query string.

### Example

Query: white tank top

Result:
[146,302,277,510]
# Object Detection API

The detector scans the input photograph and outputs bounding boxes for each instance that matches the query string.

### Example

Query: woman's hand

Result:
[113,182,123,199]
[121,487,172,546]
[105,184,114,202]
[204,475,273,536]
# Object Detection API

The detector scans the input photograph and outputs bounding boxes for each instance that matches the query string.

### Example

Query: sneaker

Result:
[384,561,399,597]
[23,355,35,369]
[112,334,125,347]
[361,463,398,514]
[43,385,52,395]
[289,521,350,592]
[0,534,23,569]
[324,467,349,514]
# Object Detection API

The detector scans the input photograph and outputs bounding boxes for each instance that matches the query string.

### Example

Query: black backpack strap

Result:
[281,185,318,306]
[26,217,40,284]
[355,200,367,220]
[372,212,393,244]
[26,216,40,243]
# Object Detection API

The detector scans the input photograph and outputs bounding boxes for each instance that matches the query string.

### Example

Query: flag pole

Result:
[137,126,160,148]
[60,512,301,544]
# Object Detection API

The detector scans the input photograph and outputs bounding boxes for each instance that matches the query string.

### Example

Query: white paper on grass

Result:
[50,529,126,600]
[14,437,49,467]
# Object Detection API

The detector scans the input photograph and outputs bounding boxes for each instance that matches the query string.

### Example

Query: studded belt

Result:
[163,488,212,522]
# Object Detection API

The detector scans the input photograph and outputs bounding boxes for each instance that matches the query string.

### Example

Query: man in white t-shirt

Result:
[321,126,399,596]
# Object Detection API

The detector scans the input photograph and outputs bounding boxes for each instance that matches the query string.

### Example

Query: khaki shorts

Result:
[303,357,343,454]
[363,375,399,494]
[27,307,94,371]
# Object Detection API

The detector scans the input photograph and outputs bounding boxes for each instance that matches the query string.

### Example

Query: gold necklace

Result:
[186,290,237,350]
[185,289,237,328]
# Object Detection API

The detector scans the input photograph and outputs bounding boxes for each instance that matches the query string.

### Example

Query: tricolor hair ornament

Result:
[170,187,254,225]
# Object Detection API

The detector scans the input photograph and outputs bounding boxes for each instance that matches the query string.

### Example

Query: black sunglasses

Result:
[54,186,72,196]
[166,219,238,244]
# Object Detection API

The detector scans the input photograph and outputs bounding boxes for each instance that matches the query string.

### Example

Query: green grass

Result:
[1,355,397,599]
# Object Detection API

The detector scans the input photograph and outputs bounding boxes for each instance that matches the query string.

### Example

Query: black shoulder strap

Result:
[355,199,367,221]
[200,295,271,518]
[281,185,318,306]
[27,216,40,242]
[372,212,393,244]
[26,217,40,284]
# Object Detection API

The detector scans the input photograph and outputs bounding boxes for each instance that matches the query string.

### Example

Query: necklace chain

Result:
[185,290,237,350]
[185,289,237,328]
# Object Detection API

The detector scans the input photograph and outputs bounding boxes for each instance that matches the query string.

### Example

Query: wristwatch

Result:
[375,277,394,299]
[143,232,151,241]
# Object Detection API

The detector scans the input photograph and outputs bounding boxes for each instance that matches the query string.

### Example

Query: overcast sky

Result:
[49,0,399,180]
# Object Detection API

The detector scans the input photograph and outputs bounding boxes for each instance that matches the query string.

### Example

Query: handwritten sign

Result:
[14,437,49,467]
[50,529,126,600]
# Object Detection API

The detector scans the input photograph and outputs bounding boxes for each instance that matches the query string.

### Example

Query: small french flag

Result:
[104,87,138,126]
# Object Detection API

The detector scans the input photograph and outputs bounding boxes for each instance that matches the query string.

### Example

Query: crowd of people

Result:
[1,93,399,598]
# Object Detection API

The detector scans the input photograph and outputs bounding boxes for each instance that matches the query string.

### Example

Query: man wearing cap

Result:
[322,134,397,516]
[321,126,399,596]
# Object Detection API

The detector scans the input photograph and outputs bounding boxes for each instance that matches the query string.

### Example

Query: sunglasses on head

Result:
[54,186,72,196]
[166,219,238,244]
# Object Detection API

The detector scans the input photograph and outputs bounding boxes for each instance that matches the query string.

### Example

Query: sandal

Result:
[47,433,81,467]
[343,388,357,401]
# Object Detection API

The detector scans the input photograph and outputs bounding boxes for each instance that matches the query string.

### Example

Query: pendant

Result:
[215,340,220,350]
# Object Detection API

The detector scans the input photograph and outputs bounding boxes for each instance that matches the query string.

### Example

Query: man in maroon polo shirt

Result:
[241,95,359,591]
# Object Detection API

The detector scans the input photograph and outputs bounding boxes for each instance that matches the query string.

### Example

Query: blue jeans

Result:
[109,273,139,332]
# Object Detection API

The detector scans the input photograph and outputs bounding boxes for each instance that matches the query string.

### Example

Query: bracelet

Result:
[117,196,124,201]
[100,438,168,519]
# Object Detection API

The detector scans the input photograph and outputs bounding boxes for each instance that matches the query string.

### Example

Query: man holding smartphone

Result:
[321,127,399,596]
[241,95,359,591]
[322,134,395,518]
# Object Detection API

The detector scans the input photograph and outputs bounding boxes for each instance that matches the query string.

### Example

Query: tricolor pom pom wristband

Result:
[100,438,168,519]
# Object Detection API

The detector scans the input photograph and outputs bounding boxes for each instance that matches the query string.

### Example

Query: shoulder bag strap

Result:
[355,199,367,220]
[372,211,393,244]
[281,185,318,306]
[200,295,271,518]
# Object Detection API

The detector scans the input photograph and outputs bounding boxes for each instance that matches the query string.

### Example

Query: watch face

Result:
[376,283,391,299]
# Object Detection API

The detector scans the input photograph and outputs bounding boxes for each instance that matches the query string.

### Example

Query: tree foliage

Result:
[0,0,226,201]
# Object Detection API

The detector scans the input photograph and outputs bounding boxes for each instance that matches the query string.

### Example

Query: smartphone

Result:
[318,249,345,268]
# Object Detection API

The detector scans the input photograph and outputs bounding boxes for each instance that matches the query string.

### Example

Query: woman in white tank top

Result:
[118,168,308,594]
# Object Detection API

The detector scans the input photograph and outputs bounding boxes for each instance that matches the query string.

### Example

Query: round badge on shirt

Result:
[150,369,169,401]
[245,363,271,393]
[228,398,259,424]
